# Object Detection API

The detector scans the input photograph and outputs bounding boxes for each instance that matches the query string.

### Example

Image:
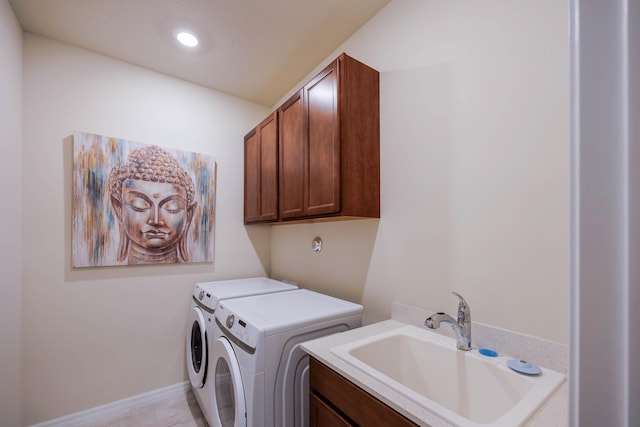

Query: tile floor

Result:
[91,388,208,427]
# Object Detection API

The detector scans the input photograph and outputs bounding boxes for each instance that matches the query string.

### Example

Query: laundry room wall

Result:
[270,0,570,344]
[20,0,570,423]
[22,34,272,425]
[0,1,23,426]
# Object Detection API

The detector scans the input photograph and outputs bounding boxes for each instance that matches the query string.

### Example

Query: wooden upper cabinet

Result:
[279,53,380,221]
[244,111,278,224]
[245,53,379,224]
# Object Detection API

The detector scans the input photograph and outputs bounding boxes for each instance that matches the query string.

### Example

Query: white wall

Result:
[0,2,23,426]
[271,0,570,344]
[22,34,272,424]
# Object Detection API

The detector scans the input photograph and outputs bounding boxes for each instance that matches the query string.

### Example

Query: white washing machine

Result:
[186,277,298,426]
[209,289,363,427]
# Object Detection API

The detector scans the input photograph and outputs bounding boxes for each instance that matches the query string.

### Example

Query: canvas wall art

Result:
[72,131,216,267]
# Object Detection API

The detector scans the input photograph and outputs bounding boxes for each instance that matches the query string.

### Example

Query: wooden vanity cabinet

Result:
[309,357,418,427]
[278,53,380,221]
[244,111,278,223]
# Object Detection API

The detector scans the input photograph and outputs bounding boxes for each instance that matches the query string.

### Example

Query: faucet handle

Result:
[451,291,470,323]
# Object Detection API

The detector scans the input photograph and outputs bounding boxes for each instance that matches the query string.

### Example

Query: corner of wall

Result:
[0,1,23,426]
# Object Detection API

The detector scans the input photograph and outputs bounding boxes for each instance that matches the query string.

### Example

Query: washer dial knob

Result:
[226,314,235,329]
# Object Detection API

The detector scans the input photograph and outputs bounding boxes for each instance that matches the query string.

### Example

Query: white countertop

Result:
[301,319,568,427]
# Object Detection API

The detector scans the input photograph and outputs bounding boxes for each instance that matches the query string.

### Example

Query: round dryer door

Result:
[211,337,247,427]
[186,307,207,388]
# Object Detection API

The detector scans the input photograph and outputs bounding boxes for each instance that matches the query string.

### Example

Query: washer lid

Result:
[193,277,298,310]
[217,289,363,337]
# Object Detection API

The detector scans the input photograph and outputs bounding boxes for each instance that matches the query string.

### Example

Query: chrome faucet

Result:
[424,292,472,351]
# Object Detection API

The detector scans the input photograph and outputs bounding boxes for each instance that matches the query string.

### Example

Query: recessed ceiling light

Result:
[176,31,199,47]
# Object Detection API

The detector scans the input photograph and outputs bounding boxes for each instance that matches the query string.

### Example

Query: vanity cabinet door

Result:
[310,394,353,427]
[244,111,278,223]
[309,357,417,427]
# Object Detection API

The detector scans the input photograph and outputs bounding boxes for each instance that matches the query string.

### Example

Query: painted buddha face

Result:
[121,179,190,253]
[109,146,197,264]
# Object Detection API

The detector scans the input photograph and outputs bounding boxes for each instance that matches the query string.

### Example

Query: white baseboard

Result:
[29,381,191,427]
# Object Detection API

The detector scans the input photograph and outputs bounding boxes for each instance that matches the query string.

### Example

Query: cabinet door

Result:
[258,113,278,221]
[310,394,353,427]
[310,358,418,427]
[244,112,278,223]
[244,128,260,223]
[304,59,340,216]
[278,90,305,219]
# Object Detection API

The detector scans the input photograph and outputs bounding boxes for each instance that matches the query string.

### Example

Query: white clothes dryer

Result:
[209,289,363,427]
[186,277,298,426]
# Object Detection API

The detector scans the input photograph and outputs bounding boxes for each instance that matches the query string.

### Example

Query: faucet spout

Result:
[424,292,472,351]
[424,312,455,329]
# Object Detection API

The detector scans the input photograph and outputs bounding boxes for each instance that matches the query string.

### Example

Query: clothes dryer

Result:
[209,289,363,427]
[186,277,297,426]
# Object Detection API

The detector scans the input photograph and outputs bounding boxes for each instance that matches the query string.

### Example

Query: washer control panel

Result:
[215,304,259,349]
[192,284,217,311]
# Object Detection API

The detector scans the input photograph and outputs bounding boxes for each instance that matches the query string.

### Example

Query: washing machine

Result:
[209,289,363,427]
[186,277,298,426]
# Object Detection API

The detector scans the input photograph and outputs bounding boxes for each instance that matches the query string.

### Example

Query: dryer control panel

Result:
[215,304,259,350]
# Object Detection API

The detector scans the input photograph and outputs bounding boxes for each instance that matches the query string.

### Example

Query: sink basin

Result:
[330,325,565,427]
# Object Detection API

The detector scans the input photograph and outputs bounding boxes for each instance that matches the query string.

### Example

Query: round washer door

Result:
[186,307,207,388]
[211,337,247,427]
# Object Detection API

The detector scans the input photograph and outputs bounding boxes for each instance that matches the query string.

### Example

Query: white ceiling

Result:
[10,0,389,106]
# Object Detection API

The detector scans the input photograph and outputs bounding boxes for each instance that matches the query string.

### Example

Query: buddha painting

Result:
[72,131,216,268]
[108,146,197,264]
